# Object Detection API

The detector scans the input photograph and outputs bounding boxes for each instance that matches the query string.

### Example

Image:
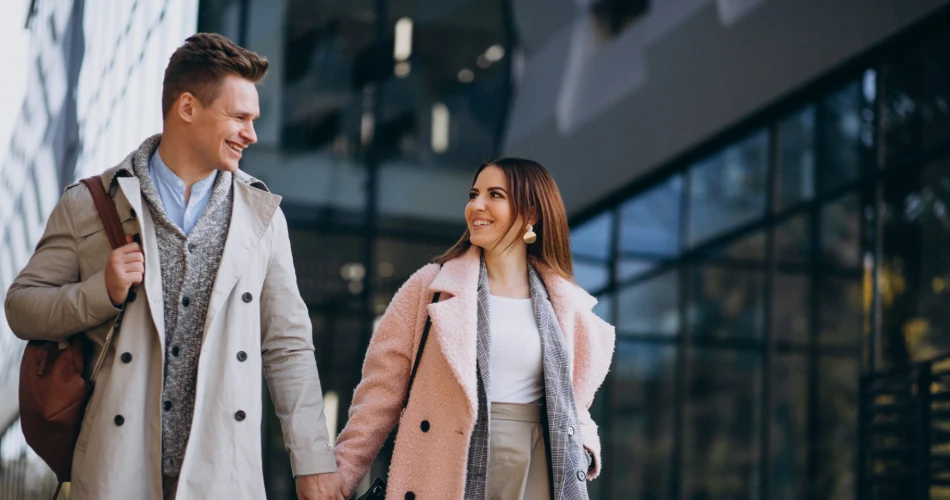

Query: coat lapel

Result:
[201,179,280,336]
[426,246,481,415]
[116,175,166,351]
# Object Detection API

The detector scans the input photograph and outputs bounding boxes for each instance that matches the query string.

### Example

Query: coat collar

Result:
[109,135,281,346]
[424,245,598,415]
[428,246,598,310]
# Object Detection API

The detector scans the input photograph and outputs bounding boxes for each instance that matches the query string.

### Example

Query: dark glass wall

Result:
[569,10,950,500]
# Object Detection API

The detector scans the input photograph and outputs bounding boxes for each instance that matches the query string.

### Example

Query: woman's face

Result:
[466,166,527,253]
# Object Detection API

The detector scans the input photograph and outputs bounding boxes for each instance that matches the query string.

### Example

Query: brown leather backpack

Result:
[18,175,129,499]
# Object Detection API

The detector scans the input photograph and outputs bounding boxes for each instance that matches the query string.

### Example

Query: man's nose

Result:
[242,123,258,145]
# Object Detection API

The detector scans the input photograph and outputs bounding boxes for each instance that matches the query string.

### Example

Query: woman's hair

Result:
[433,158,574,281]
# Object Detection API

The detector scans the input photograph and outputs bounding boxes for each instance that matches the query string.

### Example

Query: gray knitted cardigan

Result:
[129,134,234,476]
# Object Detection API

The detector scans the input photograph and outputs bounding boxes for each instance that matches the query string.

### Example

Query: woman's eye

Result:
[491,192,502,198]
[468,192,477,200]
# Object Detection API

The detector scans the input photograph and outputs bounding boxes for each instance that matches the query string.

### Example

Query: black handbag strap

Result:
[403,291,441,410]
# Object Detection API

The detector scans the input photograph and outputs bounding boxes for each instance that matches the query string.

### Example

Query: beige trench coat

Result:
[5,152,336,499]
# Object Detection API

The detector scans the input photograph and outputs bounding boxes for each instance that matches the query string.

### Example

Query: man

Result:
[5,33,349,500]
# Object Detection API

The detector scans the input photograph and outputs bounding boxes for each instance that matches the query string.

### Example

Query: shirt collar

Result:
[149,149,218,198]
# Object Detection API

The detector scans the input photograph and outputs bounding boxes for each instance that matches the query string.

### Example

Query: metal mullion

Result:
[775,342,860,357]
[871,64,887,375]
[672,163,690,500]
[615,334,684,345]
[807,96,825,500]
[761,122,780,500]
[601,205,621,500]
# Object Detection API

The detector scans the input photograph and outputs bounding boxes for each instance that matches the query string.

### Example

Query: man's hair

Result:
[162,33,269,118]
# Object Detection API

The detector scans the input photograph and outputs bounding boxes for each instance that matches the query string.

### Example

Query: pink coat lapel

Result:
[426,247,482,415]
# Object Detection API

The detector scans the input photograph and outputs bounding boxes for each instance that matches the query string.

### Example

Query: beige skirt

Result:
[487,402,551,500]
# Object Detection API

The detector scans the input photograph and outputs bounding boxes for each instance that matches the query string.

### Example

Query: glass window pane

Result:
[777,106,816,209]
[816,356,859,499]
[691,265,765,339]
[821,77,875,191]
[618,258,658,282]
[881,157,950,367]
[919,26,950,151]
[611,342,677,499]
[879,24,950,163]
[772,273,809,346]
[617,269,679,336]
[685,349,763,499]
[572,211,614,293]
[594,294,613,322]
[821,193,862,268]
[819,276,864,347]
[707,231,766,262]
[775,214,810,265]
[619,175,683,256]
[575,259,610,292]
[572,211,613,260]
[770,355,809,500]
[689,131,769,245]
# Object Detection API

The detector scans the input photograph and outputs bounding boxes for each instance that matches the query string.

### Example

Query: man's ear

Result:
[176,92,198,124]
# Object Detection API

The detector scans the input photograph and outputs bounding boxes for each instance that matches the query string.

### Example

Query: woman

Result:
[334,159,615,499]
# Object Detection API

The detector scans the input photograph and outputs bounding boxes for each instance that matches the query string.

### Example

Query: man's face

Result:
[188,74,259,173]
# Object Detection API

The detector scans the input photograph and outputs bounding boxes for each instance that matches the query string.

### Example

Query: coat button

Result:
[129,208,136,218]
[405,493,415,500]
[235,410,246,421]
[127,289,137,302]
[181,296,190,307]
[237,351,247,362]
[121,352,132,363]
[242,292,253,303]
[568,426,575,436]
[164,401,173,411]
[172,346,180,357]
[187,243,196,253]
[114,415,125,426]
[420,420,430,432]
[577,470,586,481]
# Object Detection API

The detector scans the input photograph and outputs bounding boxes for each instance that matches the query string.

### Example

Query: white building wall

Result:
[76,0,198,178]
[0,0,197,489]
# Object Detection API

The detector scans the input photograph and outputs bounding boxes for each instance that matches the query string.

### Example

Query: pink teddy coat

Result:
[334,246,616,498]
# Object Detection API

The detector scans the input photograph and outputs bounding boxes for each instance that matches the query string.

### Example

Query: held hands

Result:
[296,472,350,500]
[105,234,144,306]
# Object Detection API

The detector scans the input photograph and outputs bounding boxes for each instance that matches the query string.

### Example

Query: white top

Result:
[488,294,544,404]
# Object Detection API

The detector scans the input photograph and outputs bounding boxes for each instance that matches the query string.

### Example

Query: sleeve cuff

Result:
[83,269,122,319]
[290,444,339,477]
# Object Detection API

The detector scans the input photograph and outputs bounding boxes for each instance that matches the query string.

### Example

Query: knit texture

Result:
[130,134,234,476]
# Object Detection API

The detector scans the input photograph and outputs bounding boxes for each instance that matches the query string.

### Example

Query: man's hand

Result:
[295,472,350,500]
[105,234,144,306]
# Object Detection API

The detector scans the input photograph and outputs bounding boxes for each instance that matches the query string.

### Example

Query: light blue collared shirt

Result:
[148,150,218,235]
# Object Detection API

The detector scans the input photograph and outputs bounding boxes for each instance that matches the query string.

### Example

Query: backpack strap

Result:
[79,176,126,250]
[78,175,129,383]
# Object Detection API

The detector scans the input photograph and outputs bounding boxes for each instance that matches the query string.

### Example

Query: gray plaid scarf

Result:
[464,258,590,500]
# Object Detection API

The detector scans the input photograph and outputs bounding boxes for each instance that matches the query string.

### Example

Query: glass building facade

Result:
[3,1,950,499]
[568,10,950,500]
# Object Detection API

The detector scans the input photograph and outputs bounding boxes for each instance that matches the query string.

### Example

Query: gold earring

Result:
[523,224,537,244]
